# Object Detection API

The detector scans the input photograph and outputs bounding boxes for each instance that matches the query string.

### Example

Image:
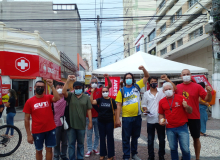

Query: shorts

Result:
[187,119,201,139]
[32,129,56,151]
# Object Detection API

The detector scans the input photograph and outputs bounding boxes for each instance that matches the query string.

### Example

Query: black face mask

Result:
[150,83,158,89]
[36,88,44,95]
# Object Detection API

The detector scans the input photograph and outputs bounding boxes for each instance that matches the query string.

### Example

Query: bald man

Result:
[175,69,212,160]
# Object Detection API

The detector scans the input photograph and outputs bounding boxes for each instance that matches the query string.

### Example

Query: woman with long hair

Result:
[5,89,17,137]
[90,87,117,160]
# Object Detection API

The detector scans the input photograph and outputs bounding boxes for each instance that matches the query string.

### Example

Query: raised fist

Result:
[46,79,53,87]
[138,65,145,70]
[68,75,76,82]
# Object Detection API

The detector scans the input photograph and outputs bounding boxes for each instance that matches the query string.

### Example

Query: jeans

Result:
[199,104,208,134]
[54,126,68,160]
[98,121,115,158]
[86,117,99,152]
[5,112,16,135]
[122,115,142,159]
[147,123,165,158]
[67,128,85,160]
[166,124,190,160]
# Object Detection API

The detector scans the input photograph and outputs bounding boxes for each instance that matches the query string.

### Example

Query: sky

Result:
[13,0,125,70]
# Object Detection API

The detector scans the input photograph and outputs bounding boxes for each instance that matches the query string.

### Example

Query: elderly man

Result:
[84,74,112,158]
[176,69,212,160]
[159,82,192,160]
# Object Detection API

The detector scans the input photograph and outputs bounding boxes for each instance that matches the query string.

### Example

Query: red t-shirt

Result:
[159,94,188,128]
[176,82,207,119]
[23,95,56,134]
[85,88,102,118]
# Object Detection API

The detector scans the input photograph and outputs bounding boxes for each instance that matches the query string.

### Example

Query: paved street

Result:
[1,114,220,160]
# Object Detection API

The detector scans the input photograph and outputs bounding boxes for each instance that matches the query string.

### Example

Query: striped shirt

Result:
[54,97,66,127]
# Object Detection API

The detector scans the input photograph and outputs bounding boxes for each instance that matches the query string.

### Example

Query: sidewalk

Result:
[2,116,220,160]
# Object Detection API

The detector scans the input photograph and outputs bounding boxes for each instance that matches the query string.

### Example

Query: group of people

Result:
[22,65,212,160]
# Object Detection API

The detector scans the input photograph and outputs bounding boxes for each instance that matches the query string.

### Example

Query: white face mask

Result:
[102,92,109,97]
[57,88,63,94]
[91,83,97,88]
[164,90,173,97]
[8,93,10,96]
[182,75,191,82]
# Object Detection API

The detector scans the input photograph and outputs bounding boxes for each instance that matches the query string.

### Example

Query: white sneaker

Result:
[85,151,92,157]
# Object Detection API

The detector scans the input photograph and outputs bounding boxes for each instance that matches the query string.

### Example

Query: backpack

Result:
[121,84,142,105]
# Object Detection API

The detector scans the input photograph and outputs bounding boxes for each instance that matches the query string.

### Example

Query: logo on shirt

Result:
[175,102,180,107]
[101,103,111,107]
[182,90,189,100]
[34,101,49,110]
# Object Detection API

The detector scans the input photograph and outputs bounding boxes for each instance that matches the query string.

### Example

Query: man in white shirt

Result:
[142,75,176,160]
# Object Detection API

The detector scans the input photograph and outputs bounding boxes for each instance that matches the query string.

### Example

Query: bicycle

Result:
[0,124,22,157]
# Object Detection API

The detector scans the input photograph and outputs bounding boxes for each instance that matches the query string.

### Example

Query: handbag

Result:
[110,98,117,128]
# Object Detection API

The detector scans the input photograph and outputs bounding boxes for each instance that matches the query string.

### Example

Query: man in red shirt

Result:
[23,79,60,160]
[176,69,212,160]
[159,82,192,160]
[84,74,112,157]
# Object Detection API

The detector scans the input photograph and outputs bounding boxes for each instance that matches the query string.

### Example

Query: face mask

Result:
[126,79,132,85]
[8,93,10,96]
[36,88,44,95]
[57,88,62,94]
[91,83,97,88]
[75,89,82,95]
[182,75,191,82]
[164,90,173,97]
[150,83,158,89]
[102,92,109,97]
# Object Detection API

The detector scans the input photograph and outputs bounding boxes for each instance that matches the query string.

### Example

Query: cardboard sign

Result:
[105,77,120,99]
[2,84,11,104]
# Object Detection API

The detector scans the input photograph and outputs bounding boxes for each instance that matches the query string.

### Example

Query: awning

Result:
[10,76,36,79]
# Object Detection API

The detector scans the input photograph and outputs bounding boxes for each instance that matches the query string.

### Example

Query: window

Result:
[171,43,176,50]
[136,44,140,52]
[170,31,175,37]
[161,48,167,55]
[144,38,147,53]
[149,47,156,55]
[189,27,203,41]
[161,24,166,32]
[189,0,196,8]
[171,15,175,24]
[176,9,182,19]
[177,39,183,47]
[159,0,166,10]
[148,30,155,42]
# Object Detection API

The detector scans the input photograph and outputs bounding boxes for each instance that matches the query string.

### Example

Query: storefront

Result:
[0,51,61,108]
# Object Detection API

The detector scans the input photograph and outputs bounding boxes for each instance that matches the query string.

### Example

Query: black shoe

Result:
[159,156,165,160]
[148,157,154,160]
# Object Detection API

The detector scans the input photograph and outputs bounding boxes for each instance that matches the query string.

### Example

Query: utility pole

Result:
[97,15,101,68]
[212,0,220,119]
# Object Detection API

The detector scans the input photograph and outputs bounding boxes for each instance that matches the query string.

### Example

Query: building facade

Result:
[0,22,61,108]
[123,0,156,57]
[0,1,82,66]
[155,0,212,82]
[82,44,93,72]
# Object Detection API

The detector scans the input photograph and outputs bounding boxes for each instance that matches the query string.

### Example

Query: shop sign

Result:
[85,75,92,85]
[105,77,120,99]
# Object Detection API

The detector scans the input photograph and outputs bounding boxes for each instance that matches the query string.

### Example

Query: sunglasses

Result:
[36,86,44,89]
[91,82,98,84]
[102,91,108,93]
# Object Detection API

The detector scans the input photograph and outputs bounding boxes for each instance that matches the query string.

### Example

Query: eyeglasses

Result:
[91,82,98,84]
[36,86,44,89]
[102,91,108,93]
[125,78,132,79]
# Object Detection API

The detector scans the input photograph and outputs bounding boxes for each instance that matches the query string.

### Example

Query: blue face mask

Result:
[75,89,82,95]
[126,79,132,85]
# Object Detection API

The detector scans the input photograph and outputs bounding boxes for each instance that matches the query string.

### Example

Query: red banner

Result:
[105,77,120,99]
[39,56,61,81]
[0,76,2,105]
[2,84,11,104]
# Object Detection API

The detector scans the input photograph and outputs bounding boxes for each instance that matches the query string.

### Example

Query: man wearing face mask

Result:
[23,79,60,160]
[62,75,93,160]
[141,75,176,160]
[159,82,192,160]
[176,69,212,160]
[115,65,149,160]
[84,74,112,158]
[53,82,69,160]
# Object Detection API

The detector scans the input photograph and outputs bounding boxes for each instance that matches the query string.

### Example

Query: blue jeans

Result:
[199,104,208,134]
[86,117,99,152]
[54,126,68,160]
[122,115,142,159]
[166,124,190,160]
[67,128,85,160]
[147,123,165,158]
[98,121,115,158]
[5,112,16,135]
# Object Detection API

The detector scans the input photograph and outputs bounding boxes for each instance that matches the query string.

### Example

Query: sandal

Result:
[107,157,114,160]
[200,133,208,136]
[100,156,105,160]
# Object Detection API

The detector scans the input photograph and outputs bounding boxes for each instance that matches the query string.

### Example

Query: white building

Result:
[82,44,93,72]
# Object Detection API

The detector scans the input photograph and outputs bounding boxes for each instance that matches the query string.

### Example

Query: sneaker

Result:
[159,156,165,160]
[148,157,154,160]
[85,151,92,157]
[93,149,100,155]
[132,154,141,160]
